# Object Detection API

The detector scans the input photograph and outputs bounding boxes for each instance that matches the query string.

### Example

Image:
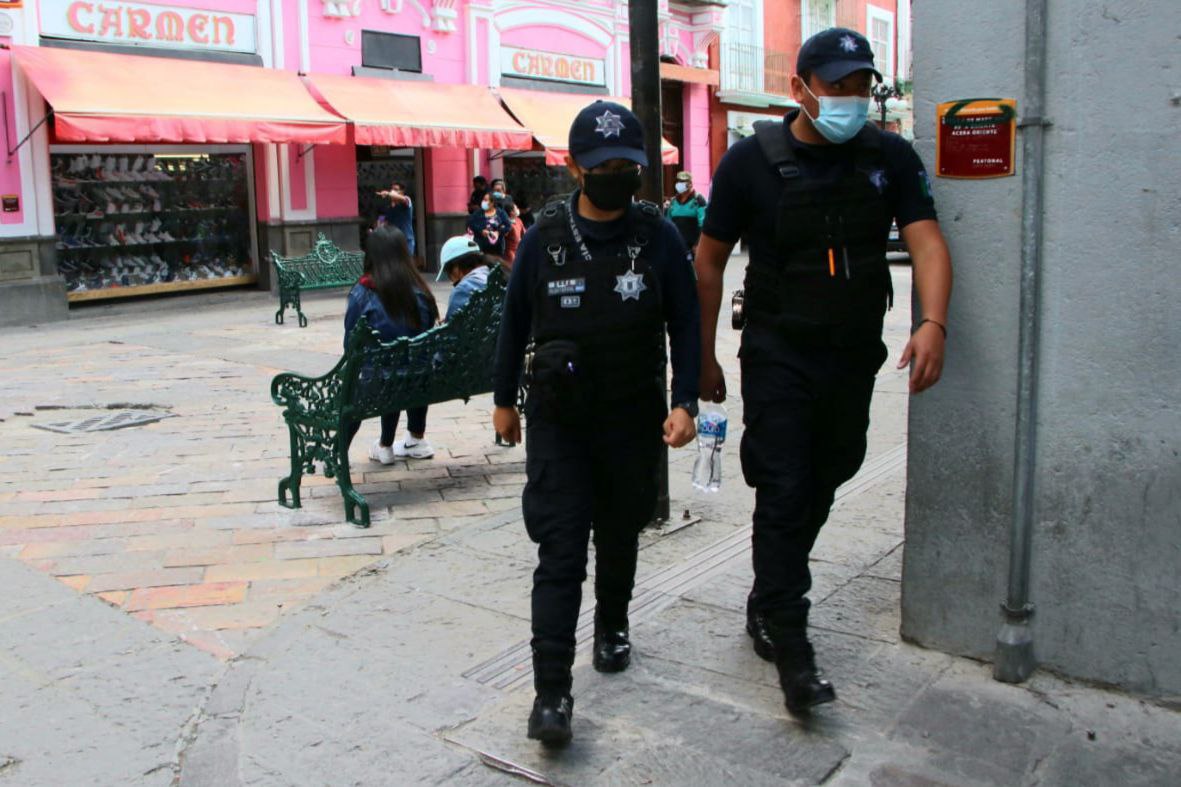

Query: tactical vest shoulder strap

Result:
[535,197,572,266]
[753,119,800,180]
[630,200,663,244]
[851,122,885,172]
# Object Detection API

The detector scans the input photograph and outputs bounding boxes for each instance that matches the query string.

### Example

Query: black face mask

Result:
[582,169,642,211]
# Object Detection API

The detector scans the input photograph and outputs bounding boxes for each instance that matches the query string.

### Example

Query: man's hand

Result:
[493,406,521,445]
[663,407,696,448]
[897,321,946,394]
[699,357,727,403]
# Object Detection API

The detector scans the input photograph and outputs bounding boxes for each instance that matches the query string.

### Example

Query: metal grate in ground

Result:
[32,410,175,434]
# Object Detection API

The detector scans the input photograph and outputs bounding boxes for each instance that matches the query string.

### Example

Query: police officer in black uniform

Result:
[696,29,953,715]
[493,101,700,746]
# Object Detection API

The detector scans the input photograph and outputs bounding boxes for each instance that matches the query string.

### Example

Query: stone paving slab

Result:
[0,558,220,786]
[5,262,1180,786]
[0,283,531,659]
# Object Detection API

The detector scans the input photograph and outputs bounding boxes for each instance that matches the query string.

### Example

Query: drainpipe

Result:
[995,0,1051,684]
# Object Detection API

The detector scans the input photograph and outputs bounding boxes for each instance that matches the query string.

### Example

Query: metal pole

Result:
[629,0,670,524]
[995,0,1050,684]
[629,0,664,204]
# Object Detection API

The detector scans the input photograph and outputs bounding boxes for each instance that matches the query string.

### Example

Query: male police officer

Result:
[696,29,953,715]
[493,101,700,746]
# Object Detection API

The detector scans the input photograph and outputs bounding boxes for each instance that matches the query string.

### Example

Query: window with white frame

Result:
[867,5,895,79]
[802,0,836,43]
[722,0,764,94]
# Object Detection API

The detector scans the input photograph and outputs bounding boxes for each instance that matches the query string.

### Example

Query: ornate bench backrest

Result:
[342,265,509,419]
[272,233,364,284]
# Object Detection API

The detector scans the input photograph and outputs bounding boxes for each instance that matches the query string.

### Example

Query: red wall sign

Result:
[936,98,1017,179]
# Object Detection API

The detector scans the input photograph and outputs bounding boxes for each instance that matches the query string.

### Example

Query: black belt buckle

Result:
[731,289,745,330]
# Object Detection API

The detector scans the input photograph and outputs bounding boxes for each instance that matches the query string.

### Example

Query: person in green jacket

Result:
[664,171,708,256]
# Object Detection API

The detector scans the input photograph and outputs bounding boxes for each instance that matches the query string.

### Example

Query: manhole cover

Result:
[33,410,174,434]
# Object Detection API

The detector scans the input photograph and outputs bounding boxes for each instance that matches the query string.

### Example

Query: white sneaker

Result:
[368,439,396,465]
[393,435,434,459]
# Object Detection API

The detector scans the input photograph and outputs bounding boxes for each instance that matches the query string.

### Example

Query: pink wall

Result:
[683,83,712,196]
[0,48,25,226]
[425,147,470,215]
[287,146,309,212]
[306,7,466,82]
[313,141,358,220]
[500,27,607,61]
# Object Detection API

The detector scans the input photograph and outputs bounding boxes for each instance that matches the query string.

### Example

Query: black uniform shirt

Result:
[703,110,937,269]
[494,193,701,409]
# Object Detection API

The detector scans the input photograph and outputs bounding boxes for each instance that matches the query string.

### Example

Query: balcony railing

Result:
[719,43,792,100]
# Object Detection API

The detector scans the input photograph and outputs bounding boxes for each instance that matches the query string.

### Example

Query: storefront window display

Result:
[51,148,256,301]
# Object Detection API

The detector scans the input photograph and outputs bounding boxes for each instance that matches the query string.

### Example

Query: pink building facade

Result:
[0,0,725,323]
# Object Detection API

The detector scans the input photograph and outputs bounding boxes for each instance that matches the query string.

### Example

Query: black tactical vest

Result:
[531,196,666,405]
[745,120,893,344]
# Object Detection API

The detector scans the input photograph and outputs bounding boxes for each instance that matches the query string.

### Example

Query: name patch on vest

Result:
[560,295,582,309]
[547,277,586,296]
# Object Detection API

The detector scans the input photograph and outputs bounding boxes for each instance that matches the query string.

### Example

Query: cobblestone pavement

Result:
[3,261,1178,786]
[0,279,527,659]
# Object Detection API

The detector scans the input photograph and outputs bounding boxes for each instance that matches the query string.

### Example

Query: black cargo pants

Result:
[739,323,887,624]
[522,393,665,654]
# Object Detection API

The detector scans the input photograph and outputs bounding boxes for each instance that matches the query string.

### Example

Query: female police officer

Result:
[696,28,953,716]
[492,101,700,746]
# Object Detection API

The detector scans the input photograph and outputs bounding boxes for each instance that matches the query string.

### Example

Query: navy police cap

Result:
[797,27,883,83]
[568,100,649,170]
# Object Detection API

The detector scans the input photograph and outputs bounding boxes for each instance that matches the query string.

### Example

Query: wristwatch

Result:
[672,400,699,418]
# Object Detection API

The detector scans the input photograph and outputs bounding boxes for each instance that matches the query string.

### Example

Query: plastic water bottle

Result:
[692,404,727,493]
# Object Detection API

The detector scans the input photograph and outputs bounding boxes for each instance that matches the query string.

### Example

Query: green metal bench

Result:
[272,233,364,327]
[270,265,508,527]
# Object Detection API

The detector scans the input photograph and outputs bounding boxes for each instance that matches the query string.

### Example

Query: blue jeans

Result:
[344,407,427,450]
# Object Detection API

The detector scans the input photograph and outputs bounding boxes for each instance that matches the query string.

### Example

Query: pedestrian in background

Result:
[467,188,511,259]
[502,198,526,267]
[515,190,536,229]
[376,182,416,256]
[695,28,952,716]
[435,235,492,320]
[467,175,488,215]
[343,225,439,462]
[490,178,510,211]
[664,171,707,256]
[493,101,700,747]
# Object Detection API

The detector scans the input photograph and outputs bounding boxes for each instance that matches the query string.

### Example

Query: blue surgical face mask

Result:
[801,83,870,144]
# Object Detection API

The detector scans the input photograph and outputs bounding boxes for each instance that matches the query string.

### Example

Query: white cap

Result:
[436,235,482,281]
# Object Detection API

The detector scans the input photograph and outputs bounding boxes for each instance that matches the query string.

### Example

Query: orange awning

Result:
[497,88,679,166]
[12,46,346,145]
[306,73,533,150]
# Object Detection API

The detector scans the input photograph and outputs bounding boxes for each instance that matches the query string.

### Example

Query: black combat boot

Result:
[745,598,776,662]
[592,606,631,673]
[527,646,574,747]
[767,614,836,716]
